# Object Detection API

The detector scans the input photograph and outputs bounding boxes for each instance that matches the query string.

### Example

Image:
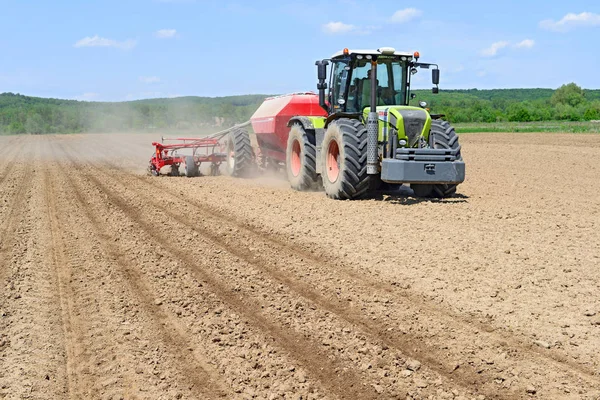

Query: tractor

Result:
[228,47,465,199]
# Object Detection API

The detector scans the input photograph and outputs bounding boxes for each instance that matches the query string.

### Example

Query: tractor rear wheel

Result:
[411,119,462,198]
[185,156,199,177]
[226,127,253,177]
[321,118,372,200]
[286,124,318,191]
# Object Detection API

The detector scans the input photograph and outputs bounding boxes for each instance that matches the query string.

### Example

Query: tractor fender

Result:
[324,112,362,128]
[287,116,315,131]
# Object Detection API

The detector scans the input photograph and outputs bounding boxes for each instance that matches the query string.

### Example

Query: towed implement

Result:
[148,123,251,177]
[150,47,465,199]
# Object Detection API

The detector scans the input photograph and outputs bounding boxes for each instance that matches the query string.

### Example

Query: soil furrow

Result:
[142,170,600,384]
[0,138,21,188]
[42,161,81,399]
[60,142,386,399]
[81,143,600,397]
[0,139,69,399]
[54,144,236,399]
[0,141,34,286]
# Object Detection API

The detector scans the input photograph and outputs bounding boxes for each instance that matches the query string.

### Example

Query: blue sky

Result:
[0,0,598,101]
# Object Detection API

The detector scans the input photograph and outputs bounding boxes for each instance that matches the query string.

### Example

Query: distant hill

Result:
[1,85,600,134]
[0,93,271,134]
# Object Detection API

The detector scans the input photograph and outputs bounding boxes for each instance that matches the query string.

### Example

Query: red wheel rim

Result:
[290,140,301,177]
[326,140,340,183]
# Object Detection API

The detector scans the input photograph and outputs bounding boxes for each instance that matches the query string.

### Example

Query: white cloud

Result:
[322,21,355,34]
[139,76,161,84]
[155,29,177,38]
[480,41,509,57]
[540,12,600,32]
[74,35,136,50]
[390,8,422,23]
[515,39,535,49]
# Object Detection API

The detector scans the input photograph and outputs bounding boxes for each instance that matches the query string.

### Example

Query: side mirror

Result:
[316,60,329,81]
[432,87,439,94]
[315,60,330,112]
[410,93,417,99]
[432,69,440,85]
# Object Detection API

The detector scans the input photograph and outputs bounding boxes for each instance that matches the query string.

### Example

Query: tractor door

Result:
[329,59,350,114]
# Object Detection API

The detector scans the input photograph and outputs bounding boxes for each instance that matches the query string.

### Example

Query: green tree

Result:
[8,121,25,134]
[25,114,45,134]
[583,101,600,120]
[508,103,531,122]
[551,83,586,107]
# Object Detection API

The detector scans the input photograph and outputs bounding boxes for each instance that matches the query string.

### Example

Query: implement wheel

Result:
[149,161,159,176]
[226,127,253,177]
[185,156,199,177]
[411,119,462,198]
[285,124,318,191]
[321,118,372,200]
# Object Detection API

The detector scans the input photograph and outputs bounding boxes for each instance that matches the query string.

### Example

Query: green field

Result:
[454,121,600,133]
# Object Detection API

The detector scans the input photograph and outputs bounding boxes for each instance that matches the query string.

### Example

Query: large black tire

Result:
[411,119,462,198]
[321,118,372,200]
[285,124,318,191]
[184,156,199,177]
[226,128,253,177]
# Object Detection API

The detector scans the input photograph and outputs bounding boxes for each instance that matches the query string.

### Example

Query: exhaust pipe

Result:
[367,61,378,174]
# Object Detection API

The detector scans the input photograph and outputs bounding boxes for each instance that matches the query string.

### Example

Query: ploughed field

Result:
[0,132,599,400]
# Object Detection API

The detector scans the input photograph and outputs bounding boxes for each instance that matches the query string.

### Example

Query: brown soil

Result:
[0,132,599,399]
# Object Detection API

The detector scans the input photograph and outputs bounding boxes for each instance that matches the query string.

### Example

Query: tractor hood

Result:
[363,106,432,147]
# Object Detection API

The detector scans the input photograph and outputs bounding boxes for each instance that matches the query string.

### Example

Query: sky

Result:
[0,0,599,101]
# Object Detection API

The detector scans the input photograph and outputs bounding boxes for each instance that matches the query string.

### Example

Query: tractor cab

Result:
[316,47,440,115]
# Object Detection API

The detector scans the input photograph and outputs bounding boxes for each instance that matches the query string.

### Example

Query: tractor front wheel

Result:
[285,124,318,191]
[321,118,372,200]
[226,127,254,177]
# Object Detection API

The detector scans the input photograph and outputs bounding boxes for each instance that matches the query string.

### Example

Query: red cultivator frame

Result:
[149,137,226,177]
[148,122,253,177]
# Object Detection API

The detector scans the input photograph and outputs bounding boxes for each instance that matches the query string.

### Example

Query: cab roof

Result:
[331,48,414,59]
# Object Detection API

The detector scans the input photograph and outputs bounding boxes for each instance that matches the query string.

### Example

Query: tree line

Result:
[0,94,268,134]
[412,83,600,123]
[1,83,599,134]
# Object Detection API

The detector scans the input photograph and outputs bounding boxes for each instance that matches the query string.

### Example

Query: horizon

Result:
[1,0,599,101]
[2,85,599,104]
